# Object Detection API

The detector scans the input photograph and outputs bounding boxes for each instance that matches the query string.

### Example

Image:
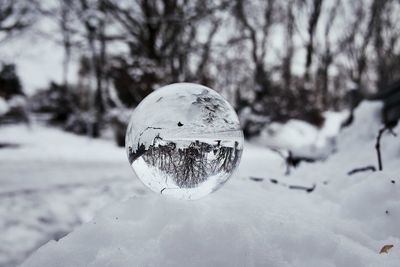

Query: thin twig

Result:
[288,184,316,193]
[347,165,376,175]
[375,127,397,171]
[376,127,387,171]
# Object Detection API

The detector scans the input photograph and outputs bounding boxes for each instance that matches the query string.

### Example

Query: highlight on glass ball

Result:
[125,83,244,200]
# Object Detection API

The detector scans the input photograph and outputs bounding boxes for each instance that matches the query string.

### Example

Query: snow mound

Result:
[20,188,399,267]
[18,101,400,266]
[254,110,348,159]
[339,101,383,145]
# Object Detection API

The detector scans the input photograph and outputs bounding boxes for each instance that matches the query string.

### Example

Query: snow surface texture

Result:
[20,101,400,267]
[0,125,142,267]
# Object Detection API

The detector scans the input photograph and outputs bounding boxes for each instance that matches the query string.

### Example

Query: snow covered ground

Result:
[0,125,142,267]
[1,101,399,266]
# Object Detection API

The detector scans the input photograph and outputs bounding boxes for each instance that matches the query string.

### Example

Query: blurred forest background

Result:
[1,2,400,266]
[1,0,400,145]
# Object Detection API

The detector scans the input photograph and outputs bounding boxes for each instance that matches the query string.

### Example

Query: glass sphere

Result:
[125,83,243,200]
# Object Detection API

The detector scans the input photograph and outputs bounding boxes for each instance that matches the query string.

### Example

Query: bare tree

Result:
[315,0,341,109]
[11,0,400,139]
[0,0,35,43]
[103,0,227,103]
[282,0,295,92]
[32,0,74,88]
[339,0,386,91]
[233,0,276,95]
[302,0,324,85]
[372,0,400,91]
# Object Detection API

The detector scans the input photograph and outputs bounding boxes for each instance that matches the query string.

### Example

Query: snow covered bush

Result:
[0,64,29,125]
[0,96,29,125]
[30,82,102,137]
[29,82,76,124]
[0,64,24,100]
[0,97,9,116]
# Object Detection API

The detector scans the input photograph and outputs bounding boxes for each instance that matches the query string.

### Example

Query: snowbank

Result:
[20,101,400,267]
[253,110,349,159]
[20,190,399,267]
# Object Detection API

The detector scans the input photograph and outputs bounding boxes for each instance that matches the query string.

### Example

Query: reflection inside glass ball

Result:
[125,83,243,200]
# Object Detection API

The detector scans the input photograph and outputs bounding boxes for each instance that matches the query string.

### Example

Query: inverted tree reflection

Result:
[129,136,242,188]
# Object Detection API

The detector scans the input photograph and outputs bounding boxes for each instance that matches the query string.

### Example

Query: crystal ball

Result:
[125,83,243,200]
